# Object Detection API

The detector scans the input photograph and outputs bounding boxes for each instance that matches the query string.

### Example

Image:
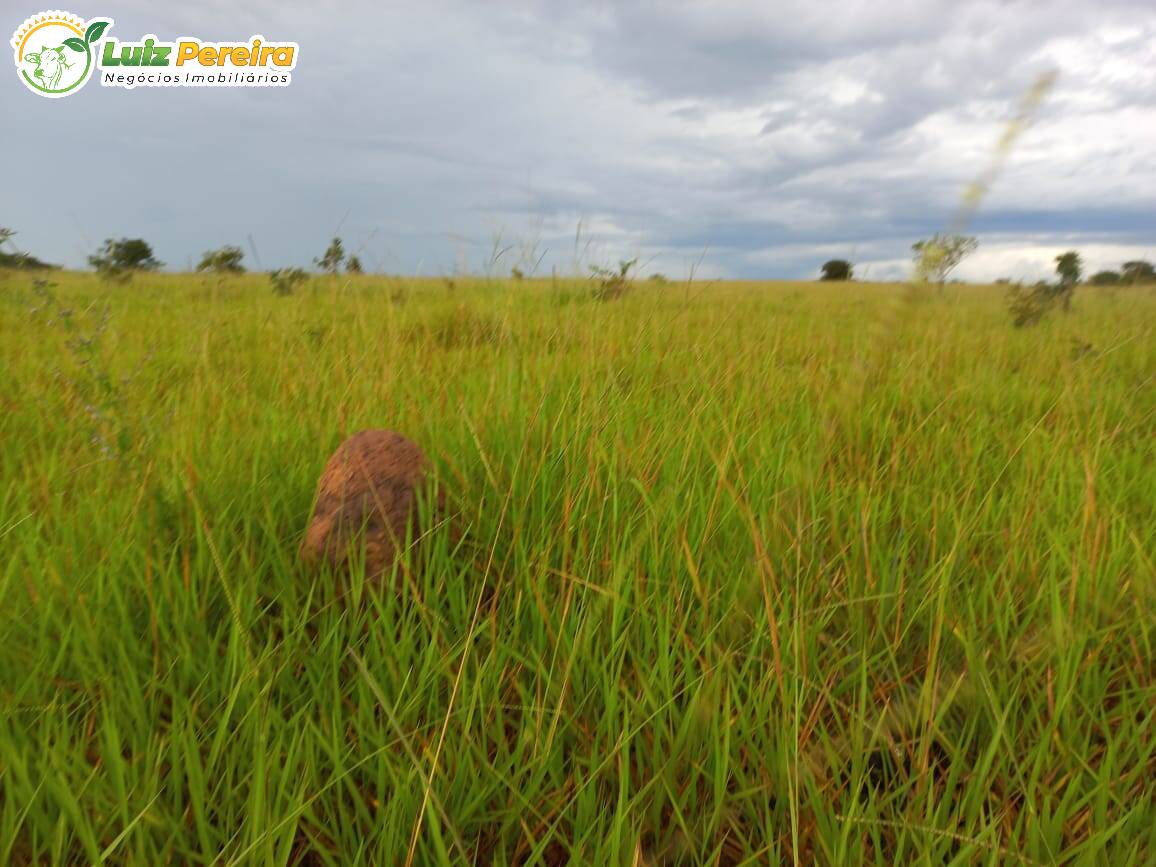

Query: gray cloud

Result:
[2,0,1153,280]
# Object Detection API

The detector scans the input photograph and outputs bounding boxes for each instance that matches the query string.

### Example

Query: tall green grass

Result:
[1,271,1153,864]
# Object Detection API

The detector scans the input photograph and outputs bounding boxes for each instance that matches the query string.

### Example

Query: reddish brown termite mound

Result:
[301,429,433,581]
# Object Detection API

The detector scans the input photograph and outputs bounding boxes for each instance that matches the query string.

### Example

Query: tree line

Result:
[819,236,1154,288]
[3,225,1153,290]
[0,229,366,282]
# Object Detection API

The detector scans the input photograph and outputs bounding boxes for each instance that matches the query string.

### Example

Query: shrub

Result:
[1007,284,1047,328]
[1088,270,1121,286]
[1121,260,1155,285]
[88,238,162,282]
[0,251,58,270]
[1006,281,1076,328]
[0,227,58,269]
[27,279,150,458]
[315,237,345,274]
[820,259,853,281]
[270,268,309,296]
[196,245,245,274]
[912,234,977,284]
[591,258,638,301]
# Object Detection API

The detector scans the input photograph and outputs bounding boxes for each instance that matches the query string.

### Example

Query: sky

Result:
[4,0,1155,282]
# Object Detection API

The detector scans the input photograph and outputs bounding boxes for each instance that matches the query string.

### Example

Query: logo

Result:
[12,11,108,97]
[12,11,298,98]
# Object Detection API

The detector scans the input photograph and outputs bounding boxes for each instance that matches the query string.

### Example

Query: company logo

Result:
[12,11,298,98]
[12,11,107,97]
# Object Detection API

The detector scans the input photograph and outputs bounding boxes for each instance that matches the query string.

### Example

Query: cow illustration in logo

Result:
[11,11,111,98]
[24,44,72,89]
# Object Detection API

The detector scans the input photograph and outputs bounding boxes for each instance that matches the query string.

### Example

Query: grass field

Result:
[1,271,1153,864]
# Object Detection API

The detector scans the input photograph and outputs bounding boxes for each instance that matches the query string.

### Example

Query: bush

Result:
[0,251,58,270]
[270,268,309,296]
[0,227,57,270]
[1088,271,1121,286]
[591,258,638,301]
[1007,281,1073,328]
[314,238,345,274]
[1121,260,1155,285]
[88,238,162,282]
[196,245,245,274]
[820,259,853,281]
[912,234,977,284]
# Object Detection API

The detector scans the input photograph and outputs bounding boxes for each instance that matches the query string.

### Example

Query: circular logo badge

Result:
[12,11,112,98]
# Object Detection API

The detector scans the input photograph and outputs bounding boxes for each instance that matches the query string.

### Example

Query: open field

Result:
[1,272,1154,864]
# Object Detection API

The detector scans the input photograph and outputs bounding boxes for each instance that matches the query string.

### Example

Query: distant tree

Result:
[1051,250,1081,311]
[912,234,978,285]
[196,245,246,274]
[1121,260,1155,285]
[346,254,363,274]
[1054,251,1082,286]
[820,259,854,281]
[0,250,58,269]
[0,227,57,269]
[510,266,524,280]
[314,237,346,274]
[88,238,161,281]
[1088,270,1121,286]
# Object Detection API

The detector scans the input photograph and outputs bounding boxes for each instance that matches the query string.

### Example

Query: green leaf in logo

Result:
[63,37,87,52]
[85,21,110,44]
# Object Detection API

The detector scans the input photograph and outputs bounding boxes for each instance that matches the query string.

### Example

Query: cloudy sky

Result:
[5,0,1155,281]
